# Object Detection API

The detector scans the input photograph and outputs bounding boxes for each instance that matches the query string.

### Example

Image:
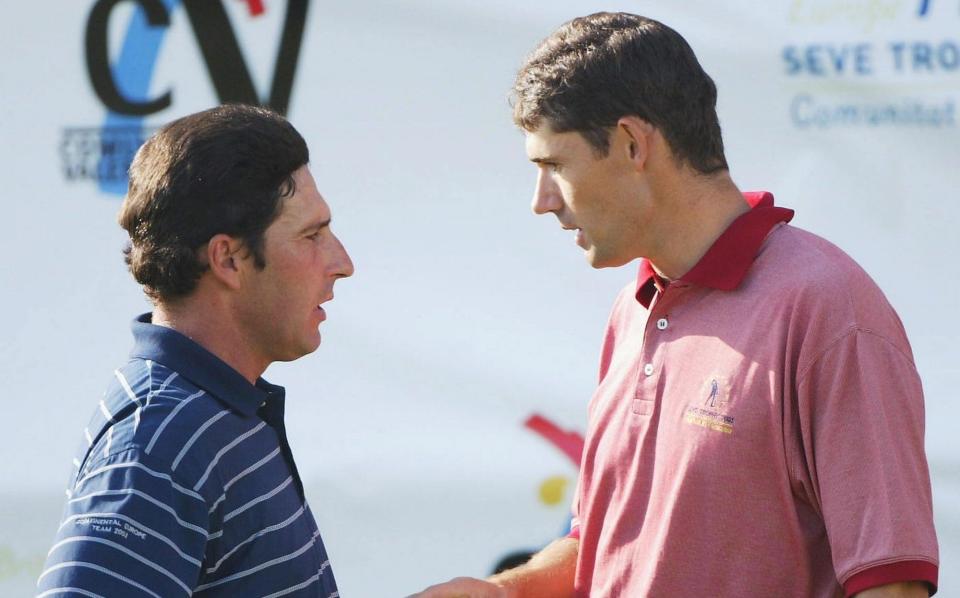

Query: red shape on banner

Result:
[241,0,265,16]
[525,414,584,466]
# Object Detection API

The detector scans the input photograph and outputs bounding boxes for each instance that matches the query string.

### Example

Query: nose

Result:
[331,235,355,280]
[531,168,562,216]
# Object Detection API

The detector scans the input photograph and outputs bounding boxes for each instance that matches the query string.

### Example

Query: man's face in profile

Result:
[234,166,355,364]
[525,124,649,269]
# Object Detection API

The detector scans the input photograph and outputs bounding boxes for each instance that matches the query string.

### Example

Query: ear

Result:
[616,116,657,171]
[204,233,246,291]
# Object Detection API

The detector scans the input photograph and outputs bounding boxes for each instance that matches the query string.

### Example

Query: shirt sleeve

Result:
[795,327,939,596]
[37,448,209,597]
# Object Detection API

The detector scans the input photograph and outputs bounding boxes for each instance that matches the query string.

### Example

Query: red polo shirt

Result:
[570,192,938,597]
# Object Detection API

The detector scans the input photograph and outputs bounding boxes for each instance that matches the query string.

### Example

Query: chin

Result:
[304,334,322,354]
[282,335,322,362]
[586,249,625,269]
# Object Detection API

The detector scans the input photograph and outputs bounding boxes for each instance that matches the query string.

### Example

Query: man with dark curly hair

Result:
[38,104,353,597]
[415,12,938,598]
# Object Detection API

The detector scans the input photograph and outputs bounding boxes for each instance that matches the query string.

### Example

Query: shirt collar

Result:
[635,191,794,307]
[129,313,283,417]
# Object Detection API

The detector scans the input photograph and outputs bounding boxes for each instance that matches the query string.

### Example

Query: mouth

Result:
[573,229,589,249]
[315,296,333,320]
[561,225,586,247]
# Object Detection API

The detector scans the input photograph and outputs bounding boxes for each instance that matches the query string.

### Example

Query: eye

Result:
[305,231,321,241]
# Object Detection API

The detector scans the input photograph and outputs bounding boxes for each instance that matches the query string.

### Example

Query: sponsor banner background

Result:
[1,1,956,595]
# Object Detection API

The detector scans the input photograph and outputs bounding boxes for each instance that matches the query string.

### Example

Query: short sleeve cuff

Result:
[566,526,581,540]
[843,560,938,597]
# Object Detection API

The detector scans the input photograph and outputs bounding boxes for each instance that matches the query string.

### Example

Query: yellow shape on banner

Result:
[539,476,569,506]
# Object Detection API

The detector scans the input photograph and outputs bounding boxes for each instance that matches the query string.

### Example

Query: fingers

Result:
[409,577,507,598]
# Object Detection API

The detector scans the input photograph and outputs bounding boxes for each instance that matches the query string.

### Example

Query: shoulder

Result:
[87,360,268,497]
[759,225,878,298]
[754,225,907,337]
[747,224,916,372]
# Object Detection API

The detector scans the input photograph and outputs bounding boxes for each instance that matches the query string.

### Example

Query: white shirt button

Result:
[656,318,669,330]
[643,363,655,376]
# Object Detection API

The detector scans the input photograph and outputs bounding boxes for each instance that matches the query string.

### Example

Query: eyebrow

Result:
[298,217,331,235]
[529,156,558,164]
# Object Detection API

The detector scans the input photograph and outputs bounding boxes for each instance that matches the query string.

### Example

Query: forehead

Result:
[524,125,591,160]
[274,165,330,225]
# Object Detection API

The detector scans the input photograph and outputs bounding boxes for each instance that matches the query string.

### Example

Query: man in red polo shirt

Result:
[414,12,938,598]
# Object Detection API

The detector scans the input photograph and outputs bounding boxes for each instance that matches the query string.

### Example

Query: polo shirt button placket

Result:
[645,316,669,376]
[634,311,669,416]
[634,356,658,415]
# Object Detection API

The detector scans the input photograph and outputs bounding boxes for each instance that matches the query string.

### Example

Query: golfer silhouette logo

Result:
[701,376,731,411]
[706,379,720,408]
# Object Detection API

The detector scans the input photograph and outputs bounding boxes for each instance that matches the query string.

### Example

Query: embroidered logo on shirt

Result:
[73,516,148,541]
[683,376,734,434]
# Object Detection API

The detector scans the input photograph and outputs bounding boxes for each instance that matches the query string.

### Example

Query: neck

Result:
[152,296,267,385]
[646,170,748,280]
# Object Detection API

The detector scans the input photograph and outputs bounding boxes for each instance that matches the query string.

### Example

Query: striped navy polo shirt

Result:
[37,314,338,597]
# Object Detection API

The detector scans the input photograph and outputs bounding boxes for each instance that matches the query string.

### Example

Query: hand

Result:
[408,577,510,598]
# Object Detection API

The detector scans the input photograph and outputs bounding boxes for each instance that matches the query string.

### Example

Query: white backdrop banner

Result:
[1,1,957,595]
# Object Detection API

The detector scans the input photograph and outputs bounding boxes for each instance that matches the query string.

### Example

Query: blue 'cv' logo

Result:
[63,0,310,194]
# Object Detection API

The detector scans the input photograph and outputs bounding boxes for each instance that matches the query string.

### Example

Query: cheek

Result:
[556,181,581,211]
[561,174,598,211]
[277,246,316,275]
[260,259,309,301]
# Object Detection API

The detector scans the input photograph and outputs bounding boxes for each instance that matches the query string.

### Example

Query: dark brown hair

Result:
[512,12,728,174]
[118,104,309,302]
